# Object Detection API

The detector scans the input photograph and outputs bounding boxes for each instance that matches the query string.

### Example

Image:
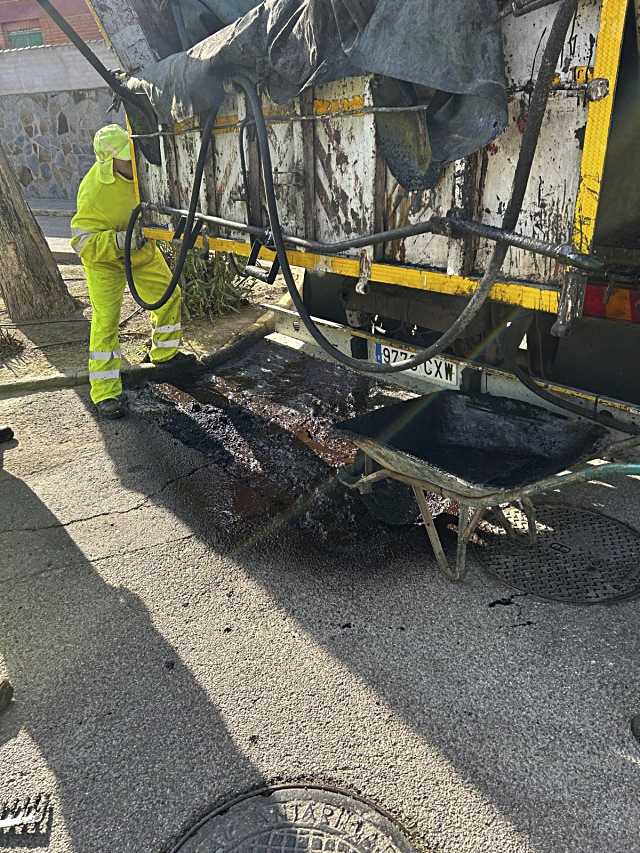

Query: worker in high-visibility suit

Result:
[71,124,187,419]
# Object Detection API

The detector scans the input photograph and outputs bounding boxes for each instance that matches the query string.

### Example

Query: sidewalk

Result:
[32,199,75,262]
[0,258,290,393]
[27,197,76,218]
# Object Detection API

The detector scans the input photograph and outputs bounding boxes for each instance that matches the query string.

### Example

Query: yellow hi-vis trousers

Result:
[86,249,181,405]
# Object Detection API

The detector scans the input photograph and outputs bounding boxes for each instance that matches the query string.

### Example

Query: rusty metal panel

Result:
[474,96,587,282]
[136,146,166,207]
[472,0,602,282]
[301,90,317,241]
[170,128,211,215]
[137,130,176,232]
[313,77,377,243]
[383,164,454,269]
[211,93,245,240]
[263,94,306,236]
[127,0,605,290]
[503,0,601,87]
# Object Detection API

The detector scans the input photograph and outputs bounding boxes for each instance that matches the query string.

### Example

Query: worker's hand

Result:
[115,223,147,252]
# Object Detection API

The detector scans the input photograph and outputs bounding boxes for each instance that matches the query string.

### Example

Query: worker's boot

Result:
[95,396,126,420]
[167,351,198,367]
[143,350,198,368]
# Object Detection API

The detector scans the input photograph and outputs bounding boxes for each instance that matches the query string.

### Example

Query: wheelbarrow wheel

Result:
[338,452,419,525]
[362,480,421,526]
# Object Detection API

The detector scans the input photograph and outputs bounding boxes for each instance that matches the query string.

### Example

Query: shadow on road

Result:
[0,440,261,852]
[2,338,640,852]
[81,340,640,851]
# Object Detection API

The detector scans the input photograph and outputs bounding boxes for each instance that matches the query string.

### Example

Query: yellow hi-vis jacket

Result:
[70,162,156,267]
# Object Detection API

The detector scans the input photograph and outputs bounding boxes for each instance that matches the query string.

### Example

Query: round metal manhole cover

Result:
[473,502,640,604]
[171,786,415,853]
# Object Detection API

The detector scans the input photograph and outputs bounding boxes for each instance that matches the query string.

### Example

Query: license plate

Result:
[373,342,459,387]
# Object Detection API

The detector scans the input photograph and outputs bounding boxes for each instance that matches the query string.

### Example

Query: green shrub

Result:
[0,328,24,360]
[160,243,254,322]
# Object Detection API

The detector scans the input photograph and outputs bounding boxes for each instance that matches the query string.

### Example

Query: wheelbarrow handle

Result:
[602,434,640,460]
[514,462,640,500]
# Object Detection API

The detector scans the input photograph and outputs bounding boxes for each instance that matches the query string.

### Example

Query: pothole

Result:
[170,786,415,853]
[130,339,445,556]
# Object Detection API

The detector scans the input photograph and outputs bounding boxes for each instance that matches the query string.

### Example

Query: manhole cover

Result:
[473,503,640,604]
[171,786,415,853]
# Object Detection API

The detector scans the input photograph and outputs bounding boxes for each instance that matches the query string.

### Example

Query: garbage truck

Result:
[37,0,640,430]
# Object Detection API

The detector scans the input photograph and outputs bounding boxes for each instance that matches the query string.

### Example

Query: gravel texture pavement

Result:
[1,340,639,852]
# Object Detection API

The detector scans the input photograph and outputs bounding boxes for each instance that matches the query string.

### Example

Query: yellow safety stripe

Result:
[143,227,560,314]
[573,0,627,253]
[171,94,368,136]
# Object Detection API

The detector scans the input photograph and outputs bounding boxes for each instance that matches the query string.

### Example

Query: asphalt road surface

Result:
[1,339,639,853]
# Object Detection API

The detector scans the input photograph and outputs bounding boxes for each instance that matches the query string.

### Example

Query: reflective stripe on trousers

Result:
[150,319,181,363]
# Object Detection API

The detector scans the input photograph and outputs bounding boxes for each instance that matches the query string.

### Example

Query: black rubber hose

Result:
[233,0,576,374]
[124,110,218,311]
[122,0,574,365]
[512,364,640,434]
[146,201,601,272]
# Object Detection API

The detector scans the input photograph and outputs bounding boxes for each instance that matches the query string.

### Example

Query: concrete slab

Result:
[29,200,76,218]
[0,382,639,853]
[36,213,75,264]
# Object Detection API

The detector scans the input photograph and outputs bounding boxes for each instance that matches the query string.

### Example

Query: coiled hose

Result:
[124,108,219,311]
[124,0,577,374]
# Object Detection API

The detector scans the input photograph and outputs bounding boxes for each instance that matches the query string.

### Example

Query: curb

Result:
[33,208,75,219]
[0,303,282,400]
[53,250,79,265]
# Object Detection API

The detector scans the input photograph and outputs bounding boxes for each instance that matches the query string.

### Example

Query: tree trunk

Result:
[0,141,75,321]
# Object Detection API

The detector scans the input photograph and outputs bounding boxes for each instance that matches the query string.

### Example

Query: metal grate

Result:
[473,503,640,604]
[171,786,414,853]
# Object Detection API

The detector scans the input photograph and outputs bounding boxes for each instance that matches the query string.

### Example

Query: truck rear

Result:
[70,0,640,427]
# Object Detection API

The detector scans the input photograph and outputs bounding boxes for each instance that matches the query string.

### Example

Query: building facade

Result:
[0,0,102,49]
[0,0,123,200]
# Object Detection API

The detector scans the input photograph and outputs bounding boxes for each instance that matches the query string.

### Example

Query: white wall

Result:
[0,40,119,97]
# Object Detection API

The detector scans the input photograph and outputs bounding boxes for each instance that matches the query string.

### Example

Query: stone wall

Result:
[0,41,124,200]
[0,88,122,199]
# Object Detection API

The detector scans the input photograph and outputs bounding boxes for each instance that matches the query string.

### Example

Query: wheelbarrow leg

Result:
[452,506,486,581]
[412,486,454,579]
[454,505,472,581]
[519,497,538,545]
[412,488,477,582]
[492,505,519,539]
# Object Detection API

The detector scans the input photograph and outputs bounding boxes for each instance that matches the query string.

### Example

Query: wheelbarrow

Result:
[337,392,640,582]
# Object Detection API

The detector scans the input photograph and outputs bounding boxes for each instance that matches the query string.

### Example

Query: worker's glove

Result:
[115,223,147,252]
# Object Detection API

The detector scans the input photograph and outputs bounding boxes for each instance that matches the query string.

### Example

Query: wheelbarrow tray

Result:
[337,391,610,501]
